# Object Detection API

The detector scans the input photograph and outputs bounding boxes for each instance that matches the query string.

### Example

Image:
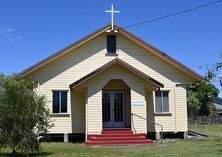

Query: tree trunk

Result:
[11,147,16,157]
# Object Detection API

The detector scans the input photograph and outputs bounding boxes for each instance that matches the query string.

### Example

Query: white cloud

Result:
[0,27,22,42]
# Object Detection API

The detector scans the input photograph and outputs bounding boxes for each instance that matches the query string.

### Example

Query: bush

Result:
[0,77,53,156]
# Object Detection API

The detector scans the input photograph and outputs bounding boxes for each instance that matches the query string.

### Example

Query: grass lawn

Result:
[1,125,222,157]
[1,139,222,157]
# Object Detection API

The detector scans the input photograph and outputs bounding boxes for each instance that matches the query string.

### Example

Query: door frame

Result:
[102,90,125,128]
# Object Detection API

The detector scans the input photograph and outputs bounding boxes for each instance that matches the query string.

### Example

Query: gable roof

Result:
[16,23,203,80]
[69,58,164,89]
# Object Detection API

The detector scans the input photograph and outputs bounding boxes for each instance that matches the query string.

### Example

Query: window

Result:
[53,91,68,113]
[155,91,169,113]
[107,35,116,53]
[32,81,39,90]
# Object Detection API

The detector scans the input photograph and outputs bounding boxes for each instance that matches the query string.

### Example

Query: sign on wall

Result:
[131,99,144,107]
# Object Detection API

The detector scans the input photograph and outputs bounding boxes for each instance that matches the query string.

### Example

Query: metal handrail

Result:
[131,113,163,144]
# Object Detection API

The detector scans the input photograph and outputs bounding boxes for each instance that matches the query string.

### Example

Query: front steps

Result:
[86,128,154,145]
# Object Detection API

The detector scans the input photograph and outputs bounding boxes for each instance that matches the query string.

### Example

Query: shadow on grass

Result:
[0,152,52,157]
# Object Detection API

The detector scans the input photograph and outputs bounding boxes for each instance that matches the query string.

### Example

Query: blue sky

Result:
[0,0,222,93]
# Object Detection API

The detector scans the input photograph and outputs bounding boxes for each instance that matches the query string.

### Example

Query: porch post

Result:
[85,90,88,142]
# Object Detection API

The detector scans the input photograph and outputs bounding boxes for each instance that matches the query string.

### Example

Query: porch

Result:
[69,59,163,144]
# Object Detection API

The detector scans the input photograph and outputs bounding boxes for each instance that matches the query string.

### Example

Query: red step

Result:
[88,136,146,141]
[90,133,146,138]
[86,139,154,145]
[86,128,154,146]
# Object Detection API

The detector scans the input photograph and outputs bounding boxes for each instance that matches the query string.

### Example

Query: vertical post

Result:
[64,133,69,143]
[160,126,163,144]
[183,132,188,139]
[131,113,133,132]
[85,91,88,142]
[131,113,135,133]
[195,120,197,132]
[155,132,160,140]
[205,123,208,135]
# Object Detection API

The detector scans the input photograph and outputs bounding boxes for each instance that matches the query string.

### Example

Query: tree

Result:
[204,54,222,81]
[187,79,219,117]
[0,73,5,89]
[0,77,52,156]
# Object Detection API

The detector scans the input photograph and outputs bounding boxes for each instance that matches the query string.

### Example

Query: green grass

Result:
[40,139,222,157]
[1,125,222,157]
[1,139,221,157]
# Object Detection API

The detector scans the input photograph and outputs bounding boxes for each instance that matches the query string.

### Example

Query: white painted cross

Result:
[105,4,120,31]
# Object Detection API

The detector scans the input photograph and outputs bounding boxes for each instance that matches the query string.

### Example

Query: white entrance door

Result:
[102,91,125,128]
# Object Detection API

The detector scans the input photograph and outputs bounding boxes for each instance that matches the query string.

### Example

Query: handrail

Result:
[131,113,163,144]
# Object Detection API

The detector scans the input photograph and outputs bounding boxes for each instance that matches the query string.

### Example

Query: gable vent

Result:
[107,35,116,53]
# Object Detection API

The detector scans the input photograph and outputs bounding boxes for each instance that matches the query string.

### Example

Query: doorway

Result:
[102,91,125,128]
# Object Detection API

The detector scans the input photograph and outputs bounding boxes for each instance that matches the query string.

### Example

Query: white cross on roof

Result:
[105,4,120,31]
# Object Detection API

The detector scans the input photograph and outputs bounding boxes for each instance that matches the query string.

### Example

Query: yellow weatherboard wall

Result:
[24,31,197,134]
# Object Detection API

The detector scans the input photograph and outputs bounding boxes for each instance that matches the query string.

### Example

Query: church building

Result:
[16,6,202,144]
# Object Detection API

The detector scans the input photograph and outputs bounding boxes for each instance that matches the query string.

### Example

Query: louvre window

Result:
[155,91,169,113]
[53,91,67,113]
[107,35,116,53]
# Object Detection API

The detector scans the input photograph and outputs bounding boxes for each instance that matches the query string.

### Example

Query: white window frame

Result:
[52,90,68,114]
[154,90,170,113]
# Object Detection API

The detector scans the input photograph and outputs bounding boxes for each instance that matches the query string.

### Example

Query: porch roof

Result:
[69,58,164,89]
